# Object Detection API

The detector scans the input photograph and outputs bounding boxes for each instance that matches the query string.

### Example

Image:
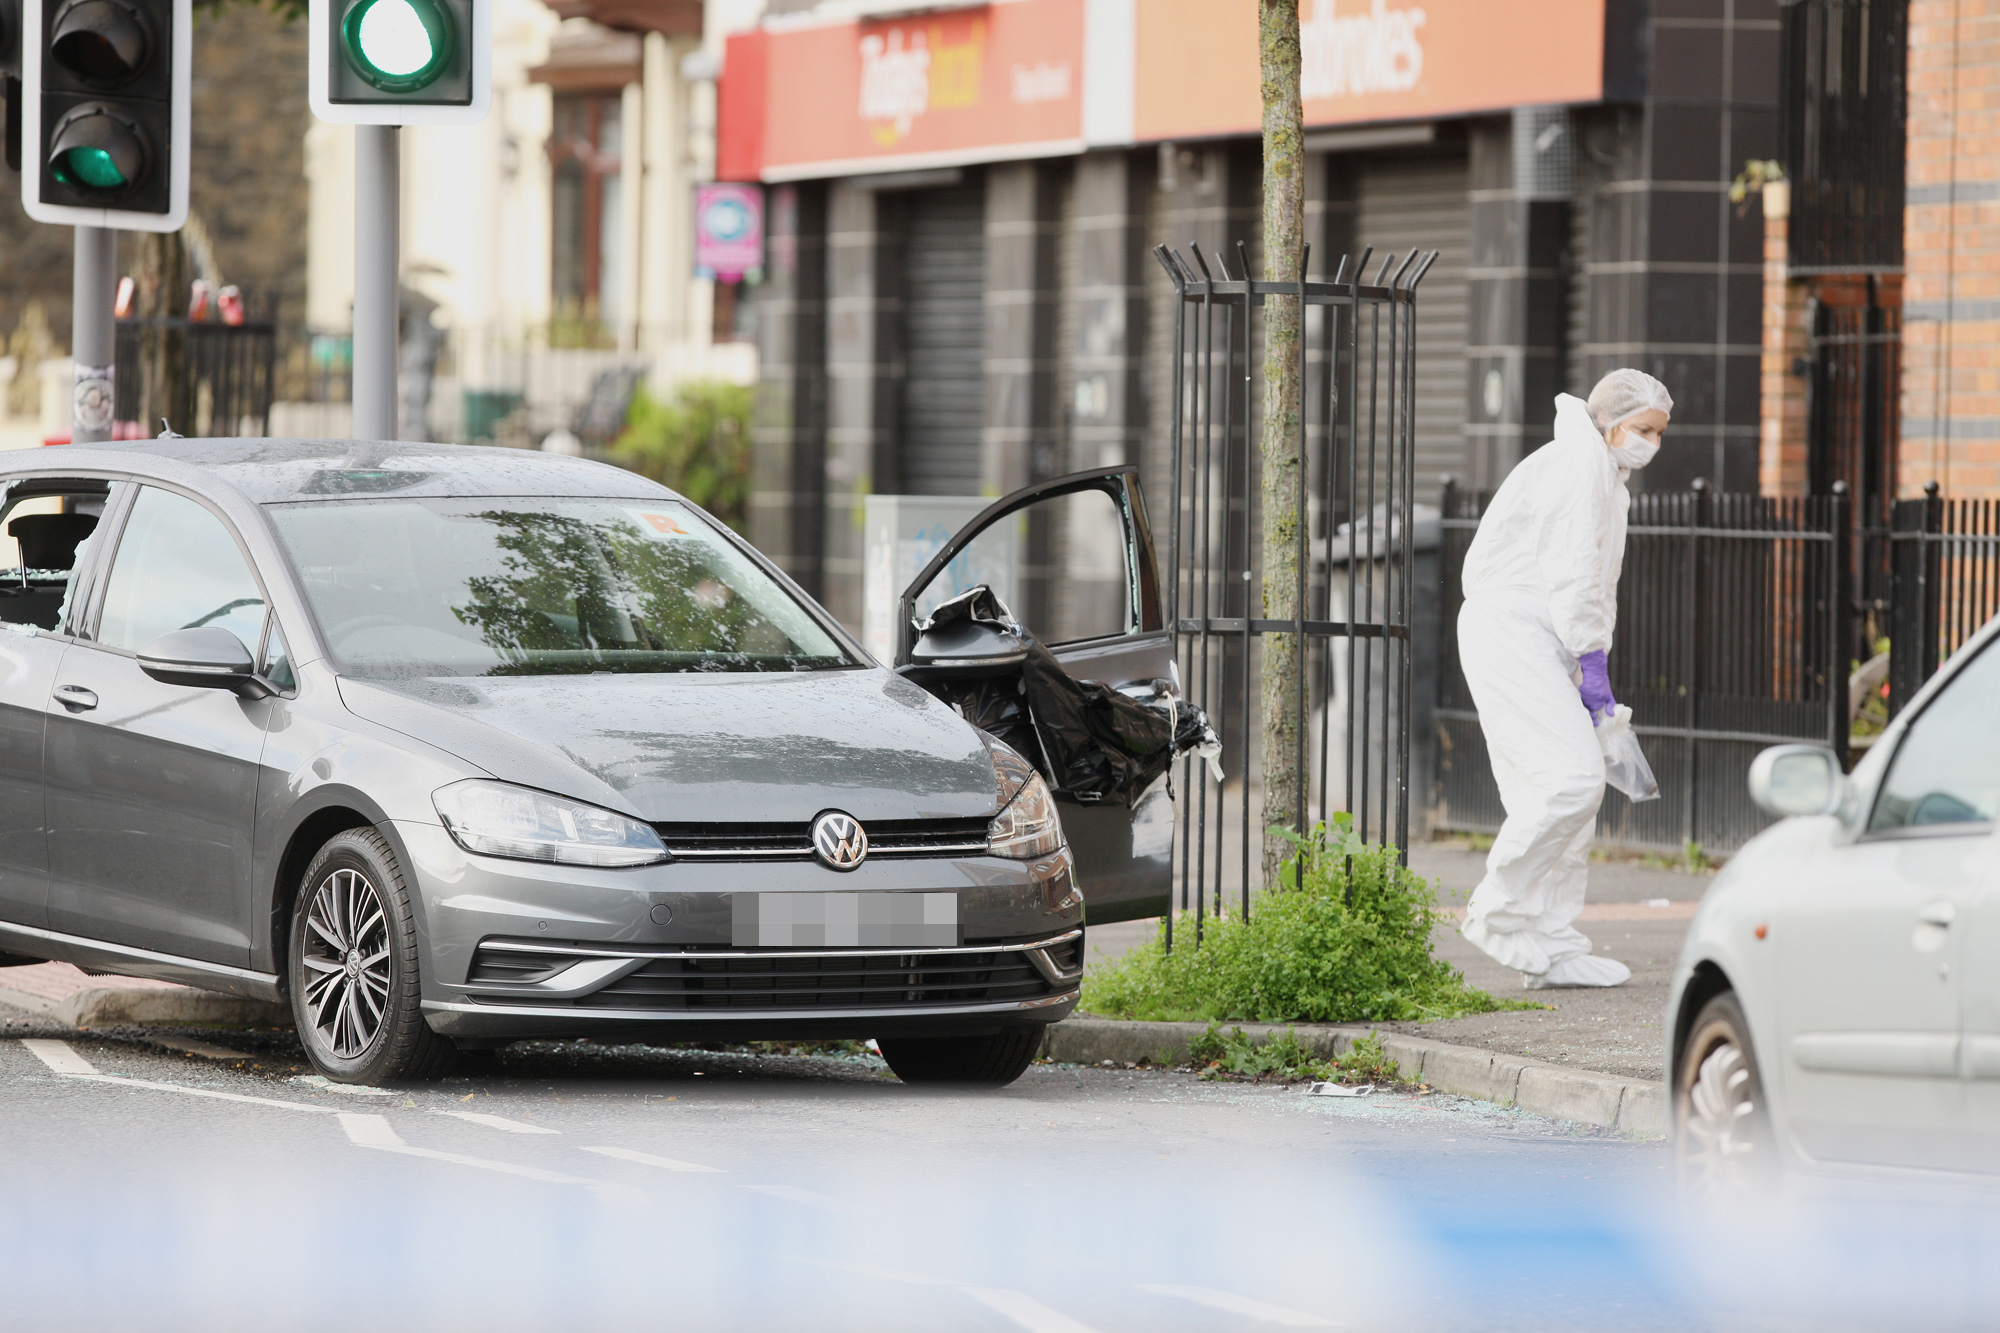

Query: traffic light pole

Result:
[71,225,116,445]
[352,123,399,441]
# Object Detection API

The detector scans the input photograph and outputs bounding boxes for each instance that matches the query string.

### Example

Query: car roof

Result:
[7,437,680,505]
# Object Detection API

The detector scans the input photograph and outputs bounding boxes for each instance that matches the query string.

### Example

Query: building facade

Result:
[726,0,1781,629]
[299,0,757,444]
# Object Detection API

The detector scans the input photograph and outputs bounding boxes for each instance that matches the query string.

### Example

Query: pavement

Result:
[1084,840,1712,1084]
[0,960,291,1028]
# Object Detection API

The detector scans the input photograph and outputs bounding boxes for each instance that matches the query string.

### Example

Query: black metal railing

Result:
[1155,240,1436,938]
[1888,486,2000,714]
[114,317,277,437]
[1437,481,1851,855]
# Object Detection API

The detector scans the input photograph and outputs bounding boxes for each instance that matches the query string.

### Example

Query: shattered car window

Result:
[268,497,850,676]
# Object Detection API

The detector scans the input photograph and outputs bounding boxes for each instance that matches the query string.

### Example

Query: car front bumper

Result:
[393,820,1085,1041]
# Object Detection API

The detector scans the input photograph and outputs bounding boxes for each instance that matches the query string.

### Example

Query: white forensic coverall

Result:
[1457,394,1630,980]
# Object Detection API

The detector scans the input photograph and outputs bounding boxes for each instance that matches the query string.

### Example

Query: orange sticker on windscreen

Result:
[638,512,690,535]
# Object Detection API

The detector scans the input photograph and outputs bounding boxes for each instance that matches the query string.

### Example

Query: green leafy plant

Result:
[1728,158,1786,211]
[609,380,753,533]
[1083,816,1541,1024]
[1184,1023,1405,1085]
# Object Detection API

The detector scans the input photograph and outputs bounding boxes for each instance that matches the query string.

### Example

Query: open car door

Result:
[896,466,1175,925]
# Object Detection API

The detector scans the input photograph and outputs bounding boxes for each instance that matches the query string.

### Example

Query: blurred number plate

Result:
[731,892,959,947]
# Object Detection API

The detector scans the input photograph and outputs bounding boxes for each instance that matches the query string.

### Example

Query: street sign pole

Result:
[71,223,115,443]
[351,121,398,441]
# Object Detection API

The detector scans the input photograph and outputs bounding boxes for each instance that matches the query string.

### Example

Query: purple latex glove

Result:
[1578,649,1616,724]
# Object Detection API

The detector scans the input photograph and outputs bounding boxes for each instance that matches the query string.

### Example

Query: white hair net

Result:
[1586,369,1674,432]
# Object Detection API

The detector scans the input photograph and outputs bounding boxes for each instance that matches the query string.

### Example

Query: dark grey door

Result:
[901,467,1174,924]
[45,485,274,966]
[899,177,986,496]
[0,478,116,936]
[0,635,66,933]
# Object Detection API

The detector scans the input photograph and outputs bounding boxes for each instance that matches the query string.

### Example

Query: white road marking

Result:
[337,1114,612,1189]
[961,1287,1106,1333]
[435,1110,558,1134]
[1138,1285,1342,1327]
[72,1074,337,1114]
[580,1145,722,1172]
[18,1041,635,1202]
[337,1110,409,1148]
[291,1074,397,1097]
[21,1039,99,1075]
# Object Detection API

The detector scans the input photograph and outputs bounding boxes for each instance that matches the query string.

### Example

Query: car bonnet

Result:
[336,666,1000,825]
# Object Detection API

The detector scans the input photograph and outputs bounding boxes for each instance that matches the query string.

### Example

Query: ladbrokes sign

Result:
[720,0,1607,183]
[722,2,1086,182]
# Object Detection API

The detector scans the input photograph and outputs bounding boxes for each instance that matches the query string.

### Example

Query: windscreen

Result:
[267,498,849,677]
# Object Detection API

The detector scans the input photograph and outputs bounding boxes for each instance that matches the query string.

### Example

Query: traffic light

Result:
[308,0,488,126]
[20,0,189,230]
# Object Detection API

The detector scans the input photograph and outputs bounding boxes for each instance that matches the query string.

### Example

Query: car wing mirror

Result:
[1747,744,1849,819]
[902,617,1029,684]
[137,627,272,700]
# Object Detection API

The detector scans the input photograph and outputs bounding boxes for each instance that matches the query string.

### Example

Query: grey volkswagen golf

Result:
[0,440,1178,1086]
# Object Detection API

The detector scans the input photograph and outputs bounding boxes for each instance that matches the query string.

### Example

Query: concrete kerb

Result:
[1042,1016,1668,1138]
[0,983,290,1030]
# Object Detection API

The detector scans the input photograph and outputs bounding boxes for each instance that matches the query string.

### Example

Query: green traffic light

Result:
[341,0,452,93]
[46,103,146,197]
[56,146,128,190]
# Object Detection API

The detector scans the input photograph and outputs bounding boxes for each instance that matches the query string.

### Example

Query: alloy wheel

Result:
[1680,1037,1759,1196]
[301,867,392,1059]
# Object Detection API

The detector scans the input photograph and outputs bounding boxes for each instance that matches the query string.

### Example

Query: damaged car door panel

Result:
[894,466,1197,927]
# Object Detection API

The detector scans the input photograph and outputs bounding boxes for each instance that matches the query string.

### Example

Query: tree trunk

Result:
[1258,0,1306,889]
[133,230,192,436]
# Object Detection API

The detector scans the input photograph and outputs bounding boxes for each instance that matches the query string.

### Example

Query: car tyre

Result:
[878,1028,1041,1087]
[289,827,454,1086]
[1675,990,1774,1200]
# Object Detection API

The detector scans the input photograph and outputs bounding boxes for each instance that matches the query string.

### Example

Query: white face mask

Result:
[1607,421,1663,470]
[1609,435,1659,470]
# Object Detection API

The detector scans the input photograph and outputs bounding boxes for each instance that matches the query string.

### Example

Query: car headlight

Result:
[988,760,1065,860]
[433,779,668,868]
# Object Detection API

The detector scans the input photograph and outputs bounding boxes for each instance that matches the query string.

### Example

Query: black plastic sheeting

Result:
[910,586,1215,809]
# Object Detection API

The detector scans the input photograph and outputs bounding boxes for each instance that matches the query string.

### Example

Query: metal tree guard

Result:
[1155,240,1435,946]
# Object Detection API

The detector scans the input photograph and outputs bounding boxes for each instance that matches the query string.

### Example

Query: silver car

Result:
[1670,611,2000,1190]
[0,441,1176,1086]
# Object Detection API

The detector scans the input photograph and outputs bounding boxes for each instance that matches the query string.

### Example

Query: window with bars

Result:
[549,93,626,330]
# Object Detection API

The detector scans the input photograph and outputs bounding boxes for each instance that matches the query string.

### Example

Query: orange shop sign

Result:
[1135,0,1607,141]
[719,1,1085,183]
[719,0,1607,183]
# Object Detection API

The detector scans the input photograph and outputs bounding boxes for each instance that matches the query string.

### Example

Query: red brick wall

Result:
[1760,183,1812,496]
[1903,0,2000,496]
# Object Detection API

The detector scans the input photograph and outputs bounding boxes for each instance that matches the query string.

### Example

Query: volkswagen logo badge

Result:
[811,811,868,871]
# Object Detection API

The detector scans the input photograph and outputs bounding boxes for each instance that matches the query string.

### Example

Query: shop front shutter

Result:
[900,177,988,496]
[1354,155,1469,497]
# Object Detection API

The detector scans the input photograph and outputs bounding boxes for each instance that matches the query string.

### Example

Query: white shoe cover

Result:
[1523,954,1631,989]
[1460,913,1551,976]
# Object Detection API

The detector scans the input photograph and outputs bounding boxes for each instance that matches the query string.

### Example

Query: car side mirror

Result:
[902,617,1029,683]
[137,627,272,700]
[1748,744,1848,818]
